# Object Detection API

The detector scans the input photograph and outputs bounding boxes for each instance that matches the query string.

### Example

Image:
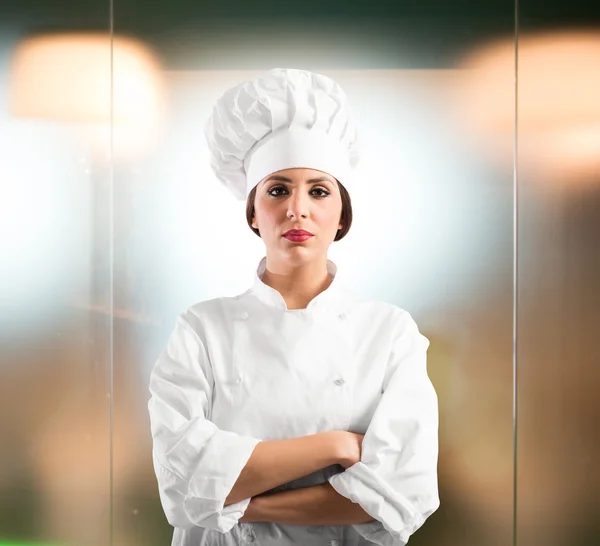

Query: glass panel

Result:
[0,2,111,546]
[112,2,516,546]
[516,4,600,546]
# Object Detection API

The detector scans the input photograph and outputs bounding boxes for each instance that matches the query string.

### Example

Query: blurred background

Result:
[0,1,598,545]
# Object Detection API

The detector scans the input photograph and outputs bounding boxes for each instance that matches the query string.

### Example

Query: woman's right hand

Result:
[330,431,365,469]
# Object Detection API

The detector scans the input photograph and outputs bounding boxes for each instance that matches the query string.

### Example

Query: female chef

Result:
[148,68,440,546]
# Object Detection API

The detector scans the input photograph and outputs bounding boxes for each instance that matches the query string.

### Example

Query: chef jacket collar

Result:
[250,256,346,315]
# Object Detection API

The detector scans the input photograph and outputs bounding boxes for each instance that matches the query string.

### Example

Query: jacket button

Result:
[334,378,345,386]
[338,312,347,320]
[239,311,249,320]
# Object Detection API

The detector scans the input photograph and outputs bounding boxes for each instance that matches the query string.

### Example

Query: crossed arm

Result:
[224,430,375,526]
[241,482,375,525]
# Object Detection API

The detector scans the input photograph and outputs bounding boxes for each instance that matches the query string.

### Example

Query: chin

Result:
[283,247,327,265]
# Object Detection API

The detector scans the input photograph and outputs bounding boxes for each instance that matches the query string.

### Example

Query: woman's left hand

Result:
[239,497,262,523]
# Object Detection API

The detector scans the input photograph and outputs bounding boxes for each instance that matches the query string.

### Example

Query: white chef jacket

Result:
[148,257,440,546]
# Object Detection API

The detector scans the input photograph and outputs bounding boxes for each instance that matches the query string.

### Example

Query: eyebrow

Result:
[264,175,334,184]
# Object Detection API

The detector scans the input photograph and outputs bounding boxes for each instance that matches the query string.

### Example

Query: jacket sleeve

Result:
[328,309,440,545]
[148,311,262,533]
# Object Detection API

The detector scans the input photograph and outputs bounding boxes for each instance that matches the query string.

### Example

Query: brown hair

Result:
[245,179,353,242]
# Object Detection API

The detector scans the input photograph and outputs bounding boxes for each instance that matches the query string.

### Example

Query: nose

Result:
[287,188,310,219]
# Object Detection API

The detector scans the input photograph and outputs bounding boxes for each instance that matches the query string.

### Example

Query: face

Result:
[251,168,343,267]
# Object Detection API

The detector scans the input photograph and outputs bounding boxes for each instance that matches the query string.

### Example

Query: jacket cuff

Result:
[328,462,428,546]
[183,431,261,532]
[183,496,253,533]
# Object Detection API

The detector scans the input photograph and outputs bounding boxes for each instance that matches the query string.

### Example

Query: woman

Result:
[148,68,439,546]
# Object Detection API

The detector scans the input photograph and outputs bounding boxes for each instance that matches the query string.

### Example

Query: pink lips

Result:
[283,229,314,242]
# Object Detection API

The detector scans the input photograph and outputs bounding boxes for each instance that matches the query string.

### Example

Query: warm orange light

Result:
[10,32,164,123]
[456,30,600,185]
[9,32,165,156]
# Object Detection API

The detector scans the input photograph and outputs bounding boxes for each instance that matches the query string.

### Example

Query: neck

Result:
[261,256,333,310]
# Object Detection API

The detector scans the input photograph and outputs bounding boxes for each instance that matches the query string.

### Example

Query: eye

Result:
[267,185,287,197]
[311,187,330,197]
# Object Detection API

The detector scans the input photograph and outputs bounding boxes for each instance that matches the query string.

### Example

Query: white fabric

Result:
[204,68,361,201]
[148,257,440,545]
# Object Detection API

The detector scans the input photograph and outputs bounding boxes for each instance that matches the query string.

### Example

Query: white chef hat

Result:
[204,68,361,201]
